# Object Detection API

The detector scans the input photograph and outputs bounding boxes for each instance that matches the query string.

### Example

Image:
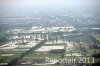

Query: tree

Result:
[62,36,65,43]
[61,54,64,58]
[55,37,58,44]
[94,51,96,54]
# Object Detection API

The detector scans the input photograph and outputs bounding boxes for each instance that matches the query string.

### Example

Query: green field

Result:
[91,33,100,41]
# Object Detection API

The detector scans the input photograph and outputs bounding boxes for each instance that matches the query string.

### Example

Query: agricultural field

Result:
[0,25,100,66]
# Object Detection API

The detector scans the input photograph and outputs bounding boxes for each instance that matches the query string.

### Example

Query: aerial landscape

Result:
[0,0,100,66]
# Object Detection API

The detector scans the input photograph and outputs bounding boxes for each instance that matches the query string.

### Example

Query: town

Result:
[0,0,100,66]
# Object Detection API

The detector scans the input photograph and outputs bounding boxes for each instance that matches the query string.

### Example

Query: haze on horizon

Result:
[0,0,100,30]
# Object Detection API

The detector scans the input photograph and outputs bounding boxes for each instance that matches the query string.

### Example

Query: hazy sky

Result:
[0,0,100,8]
[0,0,99,6]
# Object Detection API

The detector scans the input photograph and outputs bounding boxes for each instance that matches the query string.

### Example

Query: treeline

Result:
[0,33,9,46]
